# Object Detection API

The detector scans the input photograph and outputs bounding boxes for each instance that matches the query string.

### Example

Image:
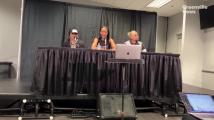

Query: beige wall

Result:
[181,9,214,90]
[163,11,203,87]
[202,27,214,90]
[0,0,22,77]
[203,27,214,72]
[166,12,183,54]
[163,10,213,89]
[181,10,204,87]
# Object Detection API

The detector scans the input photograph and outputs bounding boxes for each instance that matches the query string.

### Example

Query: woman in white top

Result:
[124,30,147,52]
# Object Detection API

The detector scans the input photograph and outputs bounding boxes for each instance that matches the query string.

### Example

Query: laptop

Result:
[115,44,141,59]
[179,93,214,120]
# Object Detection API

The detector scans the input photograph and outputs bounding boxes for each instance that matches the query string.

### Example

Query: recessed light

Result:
[147,0,172,8]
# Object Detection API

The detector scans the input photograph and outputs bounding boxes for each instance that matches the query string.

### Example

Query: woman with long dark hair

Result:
[91,26,116,50]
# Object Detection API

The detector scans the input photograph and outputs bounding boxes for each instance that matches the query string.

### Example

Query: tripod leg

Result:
[35,103,39,118]
[19,99,27,120]
[121,64,126,120]
[122,66,125,112]
[48,99,54,120]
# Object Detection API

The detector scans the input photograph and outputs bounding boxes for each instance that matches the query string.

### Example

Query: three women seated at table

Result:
[63,26,147,52]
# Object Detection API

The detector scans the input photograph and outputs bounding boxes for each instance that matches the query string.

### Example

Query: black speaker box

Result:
[98,93,137,120]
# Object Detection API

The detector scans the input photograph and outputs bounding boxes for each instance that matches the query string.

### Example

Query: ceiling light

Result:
[147,0,172,8]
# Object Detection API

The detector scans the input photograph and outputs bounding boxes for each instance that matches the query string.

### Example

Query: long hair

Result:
[67,29,72,41]
[98,26,110,42]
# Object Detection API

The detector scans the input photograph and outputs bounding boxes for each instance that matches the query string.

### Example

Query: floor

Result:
[0,78,31,94]
[0,112,181,120]
[0,78,214,120]
[0,78,213,95]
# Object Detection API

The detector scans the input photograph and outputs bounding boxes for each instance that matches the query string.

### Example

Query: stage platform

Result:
[0,112,182,120]
[0,78,213,102]
[0,78,32,99]
[0,78,213,116]
[0,78,31,94]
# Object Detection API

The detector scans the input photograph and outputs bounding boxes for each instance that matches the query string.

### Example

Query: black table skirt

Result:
[32,48,182,99]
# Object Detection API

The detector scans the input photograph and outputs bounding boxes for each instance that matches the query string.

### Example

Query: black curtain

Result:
[64,5,157,50]
[98,9,157,51]
[21,0,65,81]
[65,5,102,48]
[21,0,157,82]
[32,48,182,99]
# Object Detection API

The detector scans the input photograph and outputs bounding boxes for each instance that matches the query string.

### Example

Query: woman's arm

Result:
[109,38,116,50]
[91,37,98,49]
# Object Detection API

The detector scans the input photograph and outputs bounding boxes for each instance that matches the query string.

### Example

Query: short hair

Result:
[127,30,138,38]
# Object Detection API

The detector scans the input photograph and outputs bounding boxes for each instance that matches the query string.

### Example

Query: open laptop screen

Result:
[187,94,214,112]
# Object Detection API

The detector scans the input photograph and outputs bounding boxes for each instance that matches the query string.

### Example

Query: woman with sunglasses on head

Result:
[63,28,85,48]
[91,26,116,50]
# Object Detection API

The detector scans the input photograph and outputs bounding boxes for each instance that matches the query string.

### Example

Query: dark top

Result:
[63,40,85,48]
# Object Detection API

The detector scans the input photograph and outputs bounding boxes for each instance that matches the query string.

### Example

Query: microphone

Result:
[76,35,79,40]
[71,36,78,48]
[74,36,76,41]
[101,37,106,44]
[104,38,106,47]
[101,38,107,49]
[74,36,79,42]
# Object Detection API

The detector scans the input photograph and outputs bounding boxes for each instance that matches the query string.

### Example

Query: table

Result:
[31,48,182,100]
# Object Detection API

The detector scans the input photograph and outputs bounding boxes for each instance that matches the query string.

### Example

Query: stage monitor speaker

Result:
[98,93,137,120]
